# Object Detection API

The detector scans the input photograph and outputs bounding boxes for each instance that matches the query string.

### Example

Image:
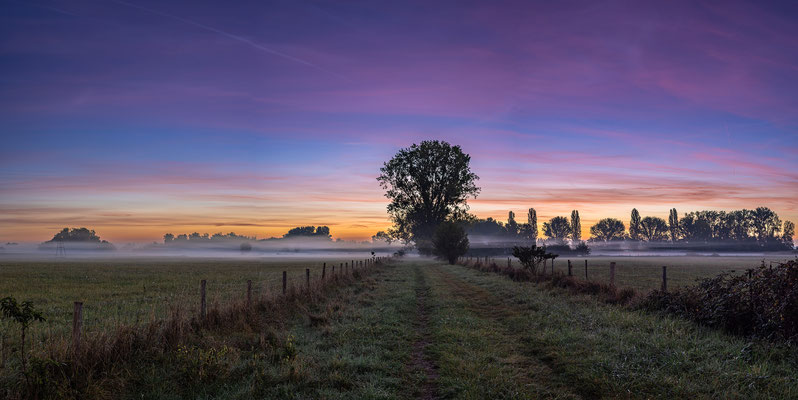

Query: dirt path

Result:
[408,265,440,400]
[428,264,588,399]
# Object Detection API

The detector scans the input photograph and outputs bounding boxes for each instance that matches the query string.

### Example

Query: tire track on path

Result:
[428,264,590,399]
[408,265,440,400]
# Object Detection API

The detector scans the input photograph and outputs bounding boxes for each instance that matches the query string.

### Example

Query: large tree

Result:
[590,218,626,242]
[542,216,571,244]
[570,210,581,242]
[751,207,781,243]
[629,209,642,240]
[640,216,669,241]
[377,140,480,252]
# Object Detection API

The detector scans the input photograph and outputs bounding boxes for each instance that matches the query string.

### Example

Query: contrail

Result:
[109,0,345,79]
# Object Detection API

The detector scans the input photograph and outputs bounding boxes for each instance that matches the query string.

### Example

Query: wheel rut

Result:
[428,265,589,399]
[408,266,440,400]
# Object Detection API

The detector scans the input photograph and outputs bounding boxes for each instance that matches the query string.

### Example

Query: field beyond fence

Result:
[0,257,380,362]
[468,255,793,292]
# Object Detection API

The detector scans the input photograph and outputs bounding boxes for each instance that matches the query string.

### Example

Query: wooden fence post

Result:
[322,263,326,279]
[551,259,555,275]
[333,265,336,276]
[72,301,83,356]
[246,280,252,308]
[282,271,287,295]
[609,262,616,287]
[568,260,572,276]
[306,268,310,288]
[507,258,511,268]
[200,280,207,319]
[584,260,588,280]
[661,266,667,292]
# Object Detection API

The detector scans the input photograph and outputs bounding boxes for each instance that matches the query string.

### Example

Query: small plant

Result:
[175,344,232,382]
[0,296,45,371]
[512,245,555,274]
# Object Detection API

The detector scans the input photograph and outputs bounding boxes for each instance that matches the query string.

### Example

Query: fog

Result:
[466,235,796,257]
[0,238,403,261]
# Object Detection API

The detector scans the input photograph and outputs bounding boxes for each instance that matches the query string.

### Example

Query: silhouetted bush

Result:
[433,222,469,264]
[639,259,798,340]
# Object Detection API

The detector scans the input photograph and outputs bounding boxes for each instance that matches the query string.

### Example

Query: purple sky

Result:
[1,0,797,242]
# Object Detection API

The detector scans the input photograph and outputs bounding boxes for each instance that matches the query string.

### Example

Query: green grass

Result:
[0,257,367,355]
[428,261,798,398]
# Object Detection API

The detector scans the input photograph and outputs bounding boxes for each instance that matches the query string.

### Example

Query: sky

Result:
[1,0,797,243]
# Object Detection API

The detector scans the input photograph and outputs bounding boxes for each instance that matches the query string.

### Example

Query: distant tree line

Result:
[163,231,256,243]
[450,206,793,251]
[588,207,794,250]
[162,226,332,244]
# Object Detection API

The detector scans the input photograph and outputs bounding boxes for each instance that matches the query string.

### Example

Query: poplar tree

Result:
[527,208,538,242]
[570,210,581,242]
[668,208,679,242]
[507,211,518,236]
[629,208,642,240]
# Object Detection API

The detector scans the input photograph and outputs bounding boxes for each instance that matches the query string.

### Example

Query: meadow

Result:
[495,255,792,291]
[0,257,368,349]
[2,255,797,399]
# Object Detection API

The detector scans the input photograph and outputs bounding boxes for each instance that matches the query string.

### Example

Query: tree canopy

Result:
[590,218,626,242]
[640,216,669,241]
[46,227,107,243]
[378,140,480,252]
[542,216,571,244]
[283,226,331,239]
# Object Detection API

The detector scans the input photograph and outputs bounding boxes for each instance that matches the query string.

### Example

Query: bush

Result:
[639,260,798,340]
[433,222,469,264]
[511,245,554,274]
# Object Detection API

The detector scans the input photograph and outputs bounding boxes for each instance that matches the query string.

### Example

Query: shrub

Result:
[639,259,798,340]
[511,245,554,274]
[433,222,469,264]
[574,241,591,255]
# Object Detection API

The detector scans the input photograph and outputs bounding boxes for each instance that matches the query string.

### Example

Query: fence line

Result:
[461,256,675,293]
[61,257,389,361]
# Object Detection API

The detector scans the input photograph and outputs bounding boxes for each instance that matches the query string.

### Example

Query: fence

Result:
[458,255,778,293]
[51,257,387,361]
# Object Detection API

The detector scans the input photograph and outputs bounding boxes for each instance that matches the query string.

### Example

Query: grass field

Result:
[2,256,797,398]
[490,255,793,292]
[0,257,369,350]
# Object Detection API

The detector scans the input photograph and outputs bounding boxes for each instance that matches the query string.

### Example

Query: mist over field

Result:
[0,239,400,261]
